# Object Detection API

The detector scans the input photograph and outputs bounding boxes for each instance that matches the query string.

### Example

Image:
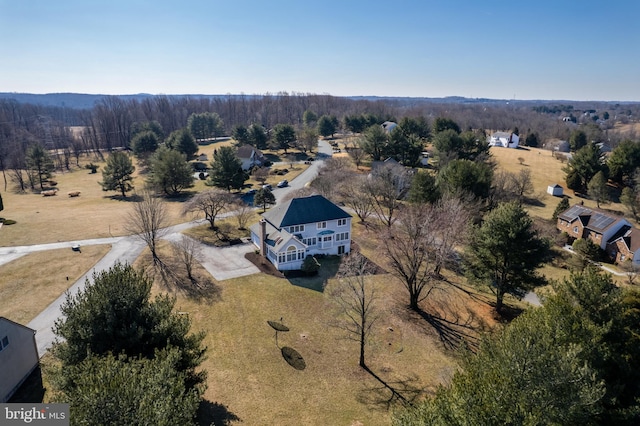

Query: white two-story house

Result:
[250,195,352,270]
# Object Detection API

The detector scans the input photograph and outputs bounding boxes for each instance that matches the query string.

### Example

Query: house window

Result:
[338,245,345,255]
[573,226,578,233]
[288,225,305,233]
[337,218,347,227]
[317,221,327,229]
[335,232,349,241]
[303,237,316,246]
[0,336,7,351]
[621,255,626,261]
[286,246,298,262]
[322,236,333,248]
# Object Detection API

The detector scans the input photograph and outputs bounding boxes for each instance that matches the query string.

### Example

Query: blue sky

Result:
[1,0,639,101]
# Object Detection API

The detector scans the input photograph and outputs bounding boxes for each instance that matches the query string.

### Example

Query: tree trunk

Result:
[496,291,504,314]
[359,328,366,368]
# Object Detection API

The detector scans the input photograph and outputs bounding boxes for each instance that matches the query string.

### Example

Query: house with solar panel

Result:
[556,204,640,263]
[250,195,352,271]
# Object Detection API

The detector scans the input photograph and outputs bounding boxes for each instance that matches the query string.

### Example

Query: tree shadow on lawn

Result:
[197,400,241,426]
[146,258,223,302]
[106,193,143,202]
[357,366,424,411]
[284,256,342,292]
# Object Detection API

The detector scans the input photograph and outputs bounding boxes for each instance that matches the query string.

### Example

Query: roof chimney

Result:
[260,219,268,257]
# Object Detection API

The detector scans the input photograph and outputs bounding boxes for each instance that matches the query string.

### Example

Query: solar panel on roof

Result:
[589,213,615,230]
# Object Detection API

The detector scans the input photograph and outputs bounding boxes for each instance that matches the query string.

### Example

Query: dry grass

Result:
[489,146,626,221]
[160,270,463,425]
[183,215,256,247]
[0,245,111,324]
[0,157,195,246]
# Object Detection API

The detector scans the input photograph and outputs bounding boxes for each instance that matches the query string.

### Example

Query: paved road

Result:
[2,140,333,357]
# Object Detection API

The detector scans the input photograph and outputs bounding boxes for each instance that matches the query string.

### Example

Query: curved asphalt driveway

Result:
[1,140,333,356]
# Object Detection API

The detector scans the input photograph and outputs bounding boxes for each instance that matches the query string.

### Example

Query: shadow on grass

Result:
[149,259,223,302]
[281,346,306,370]
[197,399,241,426]
[285,256,342,292]
[9,365,45,403]
[415,308,481,351]
[357,366,423,410]
[106,193,143,202]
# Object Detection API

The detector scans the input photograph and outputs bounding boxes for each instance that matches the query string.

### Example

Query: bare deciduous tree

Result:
[512,168,534,201]
[432,194,471,276]
[384,205,437,311]
[330,251,378,368]
[170,235,202,282]
[349,147,367,170]
[232,200,254,230]
[182,188,235,230]
[339,174,374,223]
[366,164,411,227]
[126,191,169,265]
[252,167,270,185]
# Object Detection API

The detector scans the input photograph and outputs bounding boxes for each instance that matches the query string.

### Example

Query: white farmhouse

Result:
[250,195,352,271]
[488,131,519,148]
[237,144,265,171]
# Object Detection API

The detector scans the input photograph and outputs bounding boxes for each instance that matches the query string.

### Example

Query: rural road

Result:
[1,140,333,357]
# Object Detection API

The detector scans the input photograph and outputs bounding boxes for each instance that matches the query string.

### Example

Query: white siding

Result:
[0,320,39,403]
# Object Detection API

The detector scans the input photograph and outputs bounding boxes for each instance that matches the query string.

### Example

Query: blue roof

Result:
[262,195,351,228]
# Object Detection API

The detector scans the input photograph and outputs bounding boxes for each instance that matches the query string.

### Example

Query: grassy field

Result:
[0,245,111,324]
[0,142,311,247]
[489,145,627,221]
[152,264,494,425]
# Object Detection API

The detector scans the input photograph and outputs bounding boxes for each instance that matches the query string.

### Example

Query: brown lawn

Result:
[0,245,111,324]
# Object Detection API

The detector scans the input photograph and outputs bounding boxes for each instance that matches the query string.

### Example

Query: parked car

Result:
[277,179,288,188]
[262,184,272,190]
[247,188,257,195]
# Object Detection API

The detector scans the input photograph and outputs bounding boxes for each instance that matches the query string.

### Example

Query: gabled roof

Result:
[236,144,263,160]
[491,131,512,138]
[0,317,36,334]
[607,225,640,253]
[249,221,306,253]
[262,195,351,228]
[558,205,623,233]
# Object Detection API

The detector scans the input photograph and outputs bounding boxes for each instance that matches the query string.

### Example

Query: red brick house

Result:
[557,205,640,264]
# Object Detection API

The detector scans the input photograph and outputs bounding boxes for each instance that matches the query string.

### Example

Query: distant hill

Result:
[0,92,635,110]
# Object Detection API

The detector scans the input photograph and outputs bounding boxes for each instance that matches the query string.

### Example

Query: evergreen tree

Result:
[131,130,159,158]
[100,151,135,197]
[148,146,194,196]
[254,187,275,212]
[52,263,207,387]
[317,115,337,138]
[270,124,296,153]
[166,128,198,160]
[207,146,246,191]
[552,196,570,221]
[465,201,550,314]
[26,143,54,190]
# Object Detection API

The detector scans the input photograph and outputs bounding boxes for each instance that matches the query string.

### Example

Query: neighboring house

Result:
[488,131,519,148]
[606,225,640,264]
[237,145,265,170]
[547,184,564,196]
[381,121,397,133]
[250,195,352,271]
[0,317,39,403]
[557,204,633,251]
[370,157,400,173]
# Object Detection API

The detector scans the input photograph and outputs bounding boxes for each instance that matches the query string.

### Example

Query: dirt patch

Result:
[245,252,284,278]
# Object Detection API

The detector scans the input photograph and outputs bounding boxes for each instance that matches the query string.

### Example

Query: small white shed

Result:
[547,184,564,196]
